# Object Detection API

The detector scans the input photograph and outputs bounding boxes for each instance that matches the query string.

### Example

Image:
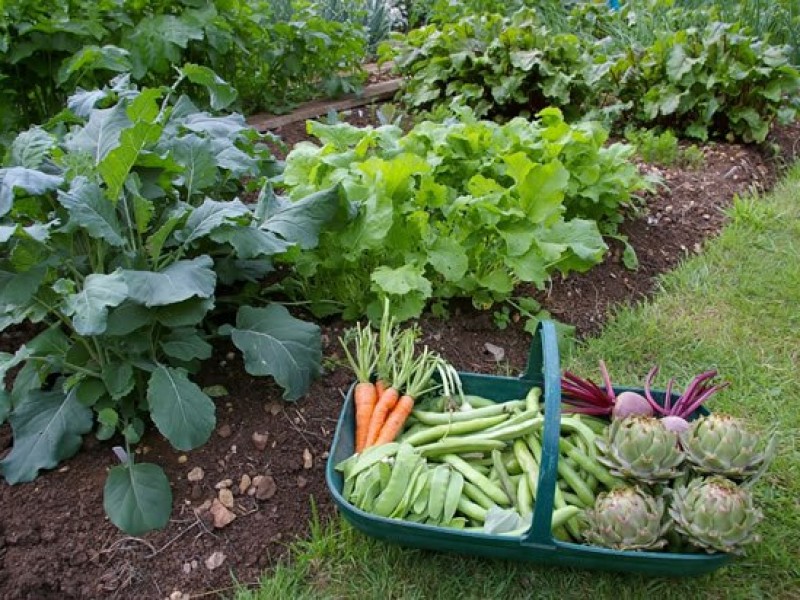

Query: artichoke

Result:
[669,476,762,554]
[582,486,670,550]
[680,414,776,481]
[596,416,685,483]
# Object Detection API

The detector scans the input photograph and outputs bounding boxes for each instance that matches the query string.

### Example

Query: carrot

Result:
[365,386,400,447]
[374,394,414,445]
[353,381,378,452]
[339,322,378,453]
[375,379,387,399]
[374,347,443,445]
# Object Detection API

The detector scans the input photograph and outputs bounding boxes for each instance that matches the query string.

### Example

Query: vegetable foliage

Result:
[279,107,645,322]
[0,72,340,534]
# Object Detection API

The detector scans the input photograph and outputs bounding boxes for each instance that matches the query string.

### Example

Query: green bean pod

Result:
[427,465,452,522]
[372,444,420,517]
[551,506,582,530]
[481,415,544,441]
[492,449,517,506]
[513,439,539,500]
[463,480,500,510]
[517,473,533,516]
[442,470,464,523]
[344,442,400,481]
[560,437,621,489]
[412,401,525,425]
[416,437,506,457]
[441,454,510,506]
[403,414,509,446]
[525,386,542,413]
[457,496,488,522]
[558,457,596,507]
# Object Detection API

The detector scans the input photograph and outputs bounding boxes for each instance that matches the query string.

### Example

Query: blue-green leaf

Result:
[228,305,321,401]
[160,329,213,362]
[57,177,125,245]
[122,256,216,307]
[65,103,131,164]
[0,388,93,483]
[170,134,217,197]
[62,271,128,335]
[104,463,172,535]
[175,198,250,246]
[0,167,64,217]
[261,186,342,249]
[7,128,55,169]
[147,365,215,451]
[180,64,238,110]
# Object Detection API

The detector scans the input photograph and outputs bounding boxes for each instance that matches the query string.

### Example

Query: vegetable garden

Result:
[0,0,798,598]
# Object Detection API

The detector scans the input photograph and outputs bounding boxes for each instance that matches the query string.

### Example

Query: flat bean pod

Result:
[441,454,510,506]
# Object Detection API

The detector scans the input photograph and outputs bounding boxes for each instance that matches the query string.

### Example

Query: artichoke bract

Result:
[582,486,670,550]
[669,476,762,554]
[680,414,776,481]
[596,416,685,483]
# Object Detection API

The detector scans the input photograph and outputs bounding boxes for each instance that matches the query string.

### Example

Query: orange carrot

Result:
[375,379,387,398]
[365,386,400,448]
[339,322,378,454]
[354,381,378,452]
[375,394,414,445]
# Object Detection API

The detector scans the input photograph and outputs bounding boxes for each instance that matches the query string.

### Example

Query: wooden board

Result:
[246,78,401,132]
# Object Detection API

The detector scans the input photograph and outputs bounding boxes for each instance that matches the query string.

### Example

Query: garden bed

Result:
[0,116,798,599]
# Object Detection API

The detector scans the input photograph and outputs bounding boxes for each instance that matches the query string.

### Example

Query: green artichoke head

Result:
[582,486,669,551]
[669,476,762,554]
[596,416,685,483]
[680,414,777,482]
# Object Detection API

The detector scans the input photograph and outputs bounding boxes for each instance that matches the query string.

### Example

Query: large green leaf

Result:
[261,186,342,249]
[0,388,93,483]
[427,237,468,282]
[180,63,237,110]
[147,365,215,451]
[57,177,125,246]
[0,167,64,217]
[99,121,163,200]
[102,361,135,400]
[62,271,128,335]
[0,265,47,307]
[0,390,9,424]
[169,134,216,197]
[65,103,131,165]
[371,264,433,297]
[518,161,569,224]
[160,328,212,361]
[210,225,292,259]
[175,198,250,246]
[8,127,54,169]
[227,305,321,401]
[56,45,132,85]
[104,463,172,535]
[122,256,216,307]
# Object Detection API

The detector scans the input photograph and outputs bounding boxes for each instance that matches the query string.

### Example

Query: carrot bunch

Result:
[339,302,443,452]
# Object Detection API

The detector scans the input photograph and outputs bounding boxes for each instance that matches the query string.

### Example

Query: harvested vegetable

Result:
[643,366,729,431]
[339,322,378,453]
[582,486,670,551]
[669,476,763,554]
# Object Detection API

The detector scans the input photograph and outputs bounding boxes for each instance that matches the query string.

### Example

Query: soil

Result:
[1,108,798,599]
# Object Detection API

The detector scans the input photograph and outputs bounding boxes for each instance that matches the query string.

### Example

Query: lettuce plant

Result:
[0,71,341,535]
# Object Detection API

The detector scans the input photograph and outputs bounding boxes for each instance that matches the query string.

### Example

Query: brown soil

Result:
[1,112,798,599]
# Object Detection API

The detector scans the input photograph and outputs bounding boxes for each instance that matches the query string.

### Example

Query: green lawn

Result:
[236,163,800,600]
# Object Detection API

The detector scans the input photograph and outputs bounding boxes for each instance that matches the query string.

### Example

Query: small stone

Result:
[253,475,277,500]
[170,591,190,600]
[217,424,232,438]
[303,448,314,470]
[297,475,308,489]
[247,487,256,497]
[58,466,70,473]
[177,455,188,464]
[187,467,204,483]
[191,560,198,570]
[252,432,269,451]
[209,499,236,528]
[182,562,192,574]
[226,351,236,361]
[215,479,233,489]
[205,551,226,571]
[483,342,505,362]
[239,474,252,494]
[218,488,235,509]
[264,400,281,415]
[195,500,212,514]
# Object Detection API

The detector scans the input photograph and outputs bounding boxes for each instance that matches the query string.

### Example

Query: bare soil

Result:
[1,114,798,599]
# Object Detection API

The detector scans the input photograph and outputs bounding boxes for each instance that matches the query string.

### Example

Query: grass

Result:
[235,163,800,599]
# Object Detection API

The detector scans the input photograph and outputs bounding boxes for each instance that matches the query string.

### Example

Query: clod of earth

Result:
[303,448,314,470]
[217,424,233,438]
[239,474,252,494]
[204,551,226,571]
[209,499,236,528]
[219,488,235,509]
[252,432,269,451]
[253,475,277,500]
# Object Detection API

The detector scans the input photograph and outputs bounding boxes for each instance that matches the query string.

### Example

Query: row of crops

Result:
[0,0,798,534]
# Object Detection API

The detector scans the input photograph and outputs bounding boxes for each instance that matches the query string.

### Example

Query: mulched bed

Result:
[1,111,798,599]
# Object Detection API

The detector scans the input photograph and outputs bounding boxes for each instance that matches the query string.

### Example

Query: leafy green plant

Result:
[278,107,645,322]
[0,71,341,535]
[624,128,706,169]
[385,9,593,121]
[606,22,800,142]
